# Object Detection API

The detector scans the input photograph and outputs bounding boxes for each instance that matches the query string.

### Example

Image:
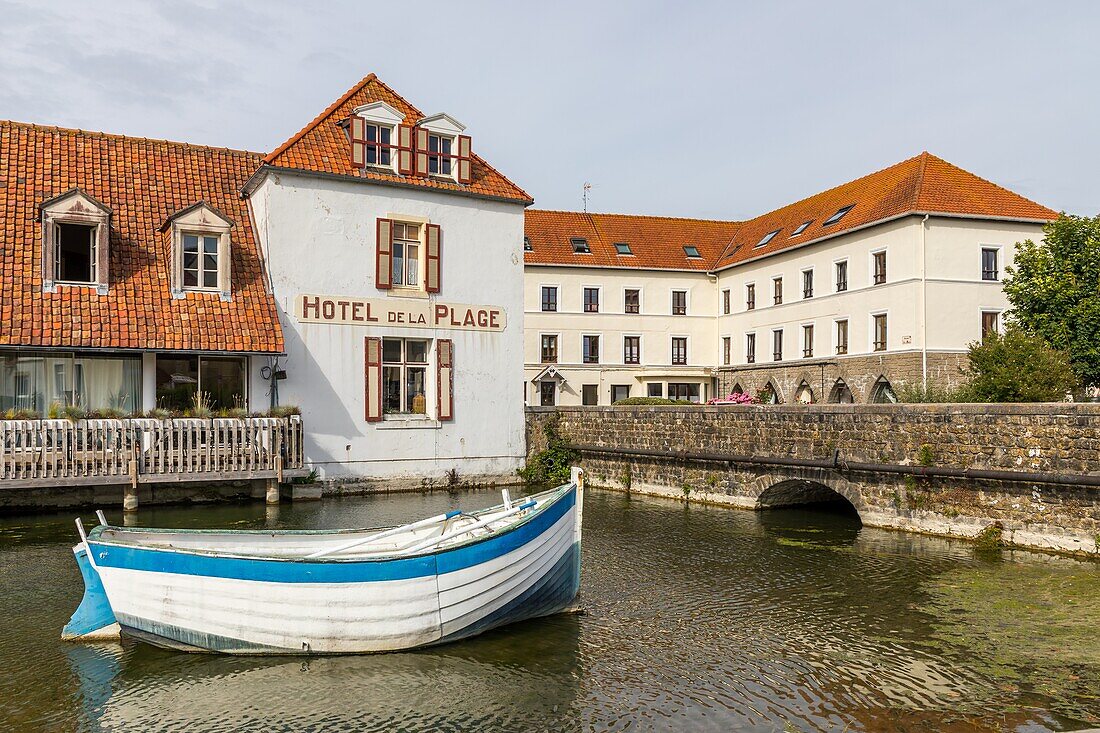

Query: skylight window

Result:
[791,220,812,236]
[570,237,590,254]
[523,236,532,252]
[823,205,854,226]
[683,245,701,258]
[755,229,780,248]
[614,242,633,255]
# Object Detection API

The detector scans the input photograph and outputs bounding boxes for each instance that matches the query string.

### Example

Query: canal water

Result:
[1,487,1097,732]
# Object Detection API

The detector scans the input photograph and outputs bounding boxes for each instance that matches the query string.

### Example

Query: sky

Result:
[1,1,1097,220]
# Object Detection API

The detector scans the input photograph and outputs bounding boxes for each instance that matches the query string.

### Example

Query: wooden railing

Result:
[0,415,304,486]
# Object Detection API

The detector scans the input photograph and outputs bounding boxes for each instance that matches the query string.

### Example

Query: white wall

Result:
[524,266,716,404]
[251,170,526,481]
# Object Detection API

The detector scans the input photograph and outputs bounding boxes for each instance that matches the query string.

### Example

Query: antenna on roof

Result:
[582,182,593,213]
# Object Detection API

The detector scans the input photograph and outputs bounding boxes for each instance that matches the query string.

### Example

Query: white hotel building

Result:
[524,153,1055,406]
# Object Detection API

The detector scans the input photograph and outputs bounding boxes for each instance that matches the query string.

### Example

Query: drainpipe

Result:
[920,214,929,390]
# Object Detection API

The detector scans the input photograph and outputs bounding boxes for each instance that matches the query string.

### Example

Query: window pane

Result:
[429,136,440,153]
[405,367,426,413]
[155,355,199,411]
[203,253,217,272]
[203,236,218,254]
[183,235,199,252]
[203,269,218,289]
[406,340,428,363]
[383,366,402,413]
[392,242,404,285]
[380,127,390,144]
[382,339,403,363]
[183,269,198,287]
[200,357,246,410]
[406,244,419,286]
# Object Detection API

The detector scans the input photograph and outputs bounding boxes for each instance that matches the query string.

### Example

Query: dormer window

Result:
[39,188,111,294]
[571,238,590,254]
[162,202,234,300]
[365,124,392,166]
[416,113,472,184]
[427,134,453,176]
[349,101,406,173]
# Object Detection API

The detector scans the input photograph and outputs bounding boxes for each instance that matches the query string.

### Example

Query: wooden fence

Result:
[0,415,304,486]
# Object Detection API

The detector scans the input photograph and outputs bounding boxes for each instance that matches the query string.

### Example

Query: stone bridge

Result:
[526,405,1100,556]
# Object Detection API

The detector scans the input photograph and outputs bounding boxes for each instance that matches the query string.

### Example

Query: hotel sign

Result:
[295,294,507,333]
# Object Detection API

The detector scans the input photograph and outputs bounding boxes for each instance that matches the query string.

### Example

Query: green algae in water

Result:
[922,561,1100,725]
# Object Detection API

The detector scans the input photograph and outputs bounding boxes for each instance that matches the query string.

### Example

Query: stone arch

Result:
[828,378,854,403]
[869,375,897,404]
[730,382,744,395]
[794,379,815,404]
[758,380,782,404]
[743,466,865,519]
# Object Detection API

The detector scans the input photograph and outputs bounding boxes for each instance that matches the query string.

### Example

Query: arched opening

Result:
[869,376,897,404]
[755,479,862,543]
[758,381,781,404]
[731,382,744,395]
[828,378,854,404]
[794,380,814,404]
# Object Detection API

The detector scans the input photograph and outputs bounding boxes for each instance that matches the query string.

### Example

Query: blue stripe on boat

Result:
[88,487,575,584]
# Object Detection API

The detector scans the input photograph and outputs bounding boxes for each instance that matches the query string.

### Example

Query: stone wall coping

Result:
[526,403,1100,417]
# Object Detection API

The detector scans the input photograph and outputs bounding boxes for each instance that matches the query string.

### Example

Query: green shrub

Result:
[964,327,1077,402]
[518,416,578,485]
[612,397,695,406]
[266,404,301,417]
[895,380,975,403]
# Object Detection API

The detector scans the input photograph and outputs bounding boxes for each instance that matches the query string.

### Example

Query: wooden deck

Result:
[0,415,305,488]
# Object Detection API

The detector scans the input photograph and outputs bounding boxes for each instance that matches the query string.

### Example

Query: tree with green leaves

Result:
[963,327,1076,402]
[1003,214,1100,388]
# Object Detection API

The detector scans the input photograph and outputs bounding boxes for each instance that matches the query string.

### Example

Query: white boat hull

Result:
[74,483,582,654]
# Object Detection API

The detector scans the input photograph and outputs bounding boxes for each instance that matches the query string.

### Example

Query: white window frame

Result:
[833,316,850,356]
[670,335,689,366]
[801,321,815,358]
[426,132,456,178]
[801,266,815,299]
[354,102,404,174]
[745,331,757,365]
[539,283,560,313]
[539,332,561,364]
[381,337,432,418]
[390,220,424,291]
[721,334,732,366]
[772,328,784,362]
[870,247,887,286]
[53,222,99,285]
[623,286,643,315]
[581,333,601,365]
[869,310,889,352]
[622,333,642,365]
[980,244,1004,282]
[582,285,602,314]
[671,288,689,316]
[180,230,223,292]
[834,258,849,293]
[979,308,1002,338]
[363,122,396,169]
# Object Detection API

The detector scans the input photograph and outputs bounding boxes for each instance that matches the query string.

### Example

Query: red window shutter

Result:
[365,337,383,422]
[456,135,472,184]
[397,125,414,175]
[437,339,454,421]
[349,117,366,169]
[414,127,430,177]
[376,218,393,290]
[425,224,441,293]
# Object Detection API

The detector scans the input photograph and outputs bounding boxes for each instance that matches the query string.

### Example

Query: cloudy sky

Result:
[1,1,1096,219]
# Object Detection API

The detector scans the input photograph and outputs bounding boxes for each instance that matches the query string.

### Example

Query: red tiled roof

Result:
[264,74,532,204]
[715,152,1057,270]
[524,210,740,270]
[0,120,283,352]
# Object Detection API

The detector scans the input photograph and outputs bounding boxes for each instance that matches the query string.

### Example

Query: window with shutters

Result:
[377,219,440,293]
[427,133,453,176]
[623,336,640,364]
[382,338,429,415]
[672,290,687,315]
[583,335,600,364]
[541,334,558,364]
[365,123,393,167]
[541,286,558,312]
[671,337,688,365]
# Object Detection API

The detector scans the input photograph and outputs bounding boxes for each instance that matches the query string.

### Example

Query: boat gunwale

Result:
[85,483,574,565]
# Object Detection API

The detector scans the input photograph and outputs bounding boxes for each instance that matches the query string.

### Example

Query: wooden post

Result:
[124,457,139,512]
[275,453,284,484]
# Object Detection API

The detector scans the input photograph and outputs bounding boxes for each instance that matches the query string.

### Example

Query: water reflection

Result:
[1,486,1097,732]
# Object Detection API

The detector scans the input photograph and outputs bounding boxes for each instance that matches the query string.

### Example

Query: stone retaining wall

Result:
[526,404,1100,555]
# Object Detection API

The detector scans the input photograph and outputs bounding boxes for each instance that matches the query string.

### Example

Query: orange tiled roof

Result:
[0,120,283,352]
[264,74,532,205]
[714,152,1057,270]
[524,210,740,270]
